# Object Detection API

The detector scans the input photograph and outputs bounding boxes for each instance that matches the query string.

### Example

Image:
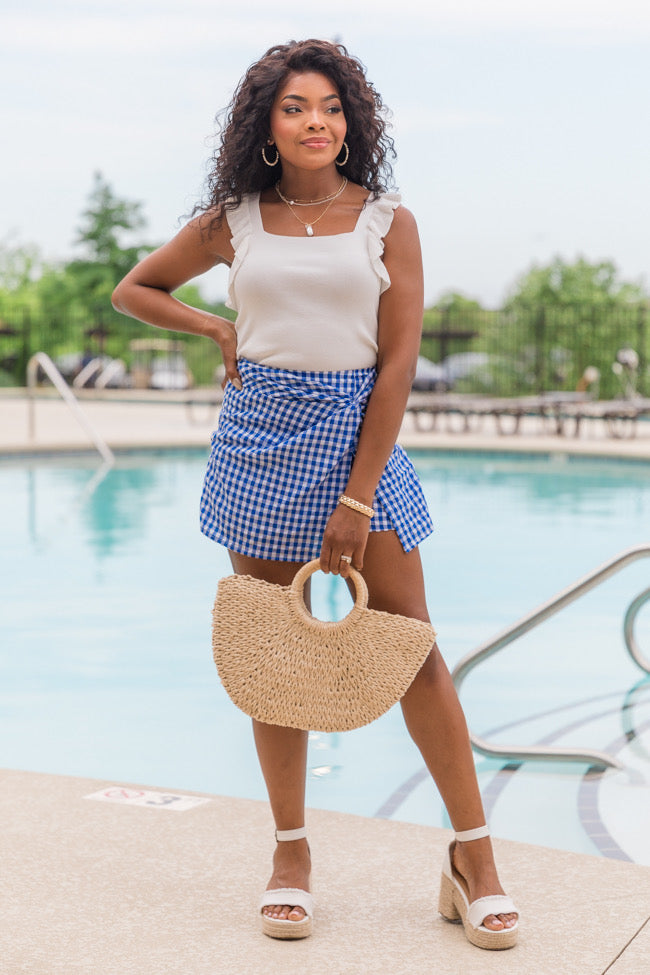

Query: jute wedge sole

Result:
[438,825,519,950]
[259,827,313,940]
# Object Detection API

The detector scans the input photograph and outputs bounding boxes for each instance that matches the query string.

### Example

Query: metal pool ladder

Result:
[26,352,115,466]
[452,543,650,770]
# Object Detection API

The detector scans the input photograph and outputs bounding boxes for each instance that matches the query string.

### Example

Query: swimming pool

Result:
[2,448,649,863]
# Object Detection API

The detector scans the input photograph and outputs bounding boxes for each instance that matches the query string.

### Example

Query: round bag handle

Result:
[289,558,369,630]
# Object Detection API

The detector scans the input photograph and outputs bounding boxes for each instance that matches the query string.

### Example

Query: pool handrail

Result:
[26,352,115,466]
[452,543,650,770]
[72,356,126,391]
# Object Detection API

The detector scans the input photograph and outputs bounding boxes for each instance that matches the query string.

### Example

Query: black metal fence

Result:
[420,303,648,399]
[1,302,647,399]
[0,304,228,392]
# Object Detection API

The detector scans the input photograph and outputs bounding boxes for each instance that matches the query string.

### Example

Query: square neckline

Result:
[254,192,368,239]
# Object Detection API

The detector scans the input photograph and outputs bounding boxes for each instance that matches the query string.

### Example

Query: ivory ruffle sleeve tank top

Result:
[225,191,401,371]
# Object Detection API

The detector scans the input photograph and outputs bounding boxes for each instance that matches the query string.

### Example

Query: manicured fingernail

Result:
[232,377,243,391]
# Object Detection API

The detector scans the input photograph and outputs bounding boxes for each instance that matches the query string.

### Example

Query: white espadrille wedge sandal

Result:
[438,825,518,950]
[259,827,314,940]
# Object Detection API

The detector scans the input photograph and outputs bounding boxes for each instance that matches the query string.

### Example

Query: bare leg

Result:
[252,719,311,920]
[229,552,311,922]
[360,531,518,931]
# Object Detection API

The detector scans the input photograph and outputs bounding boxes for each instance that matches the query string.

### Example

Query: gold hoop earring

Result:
[261,144,280,167]
[335,141,349,167]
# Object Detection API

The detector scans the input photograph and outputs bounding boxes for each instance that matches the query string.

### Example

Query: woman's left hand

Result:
[319,505,370,578]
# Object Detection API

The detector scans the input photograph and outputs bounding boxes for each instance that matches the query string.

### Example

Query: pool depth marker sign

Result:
[84,786,211,812]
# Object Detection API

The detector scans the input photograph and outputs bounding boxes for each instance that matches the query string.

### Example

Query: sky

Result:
[2,0,650,307]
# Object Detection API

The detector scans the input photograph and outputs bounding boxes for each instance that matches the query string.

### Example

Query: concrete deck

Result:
[2,391,650,973]
[2,387,650,458]
[2,769,649,975]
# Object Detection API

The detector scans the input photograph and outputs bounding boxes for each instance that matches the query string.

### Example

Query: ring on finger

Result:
[339,554,352,564]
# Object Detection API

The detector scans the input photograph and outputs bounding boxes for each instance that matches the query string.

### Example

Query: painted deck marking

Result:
[84,787,211,811]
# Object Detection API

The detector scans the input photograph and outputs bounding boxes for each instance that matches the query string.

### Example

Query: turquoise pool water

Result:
[2,449,649,862]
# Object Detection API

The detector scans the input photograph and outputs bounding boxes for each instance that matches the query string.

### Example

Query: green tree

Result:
[505,256,646,309]
[502,257,649,396]
[433,291,484,314]
[0,239,44,295]
[0,175,238,384]
[65,171,152,321]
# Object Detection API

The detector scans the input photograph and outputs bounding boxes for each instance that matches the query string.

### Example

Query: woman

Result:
[112,39,518,949]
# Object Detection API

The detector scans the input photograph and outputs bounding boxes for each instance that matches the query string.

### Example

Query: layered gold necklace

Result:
[274,177,348,236]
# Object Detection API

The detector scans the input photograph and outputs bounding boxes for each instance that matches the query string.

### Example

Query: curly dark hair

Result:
[193,39,395,227]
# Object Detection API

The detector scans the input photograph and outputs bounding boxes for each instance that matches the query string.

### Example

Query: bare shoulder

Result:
[184,205,234,263]
[383,204,421,265]
[386,203,419,239]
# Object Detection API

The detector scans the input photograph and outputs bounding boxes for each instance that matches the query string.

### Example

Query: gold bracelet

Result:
[338,495,375,519]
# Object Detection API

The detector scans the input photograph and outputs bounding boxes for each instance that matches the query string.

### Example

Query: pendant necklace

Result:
[275,177,348,236]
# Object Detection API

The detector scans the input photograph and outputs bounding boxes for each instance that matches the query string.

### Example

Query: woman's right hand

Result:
[206,315,242,390]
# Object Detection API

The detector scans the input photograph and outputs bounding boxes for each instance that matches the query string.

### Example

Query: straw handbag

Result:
[212,559,435,732]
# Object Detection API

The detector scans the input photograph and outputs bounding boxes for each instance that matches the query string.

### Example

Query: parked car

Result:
[149,356,193,391]
[412,353,499,392]
[440,352,493,386]
[412,356,448,391]
[129,339,193,391]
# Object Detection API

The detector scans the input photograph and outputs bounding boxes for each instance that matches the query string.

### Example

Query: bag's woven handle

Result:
[289,558,369,630]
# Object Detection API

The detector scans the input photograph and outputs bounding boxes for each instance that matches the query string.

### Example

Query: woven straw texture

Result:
[212,560,435,732]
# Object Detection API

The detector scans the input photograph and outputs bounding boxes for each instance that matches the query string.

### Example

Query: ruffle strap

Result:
[225,196,253,311]
[365,192,401,294]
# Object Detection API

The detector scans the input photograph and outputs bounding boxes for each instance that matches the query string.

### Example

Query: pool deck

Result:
[2,768,649,975]
[2,386,650,459]
[2,390,650,974]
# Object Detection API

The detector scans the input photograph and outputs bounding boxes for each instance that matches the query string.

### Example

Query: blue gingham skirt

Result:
[199,358,433,561]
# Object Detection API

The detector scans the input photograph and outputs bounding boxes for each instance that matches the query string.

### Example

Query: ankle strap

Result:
[275,827,307,842]
[455,825,490,842]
